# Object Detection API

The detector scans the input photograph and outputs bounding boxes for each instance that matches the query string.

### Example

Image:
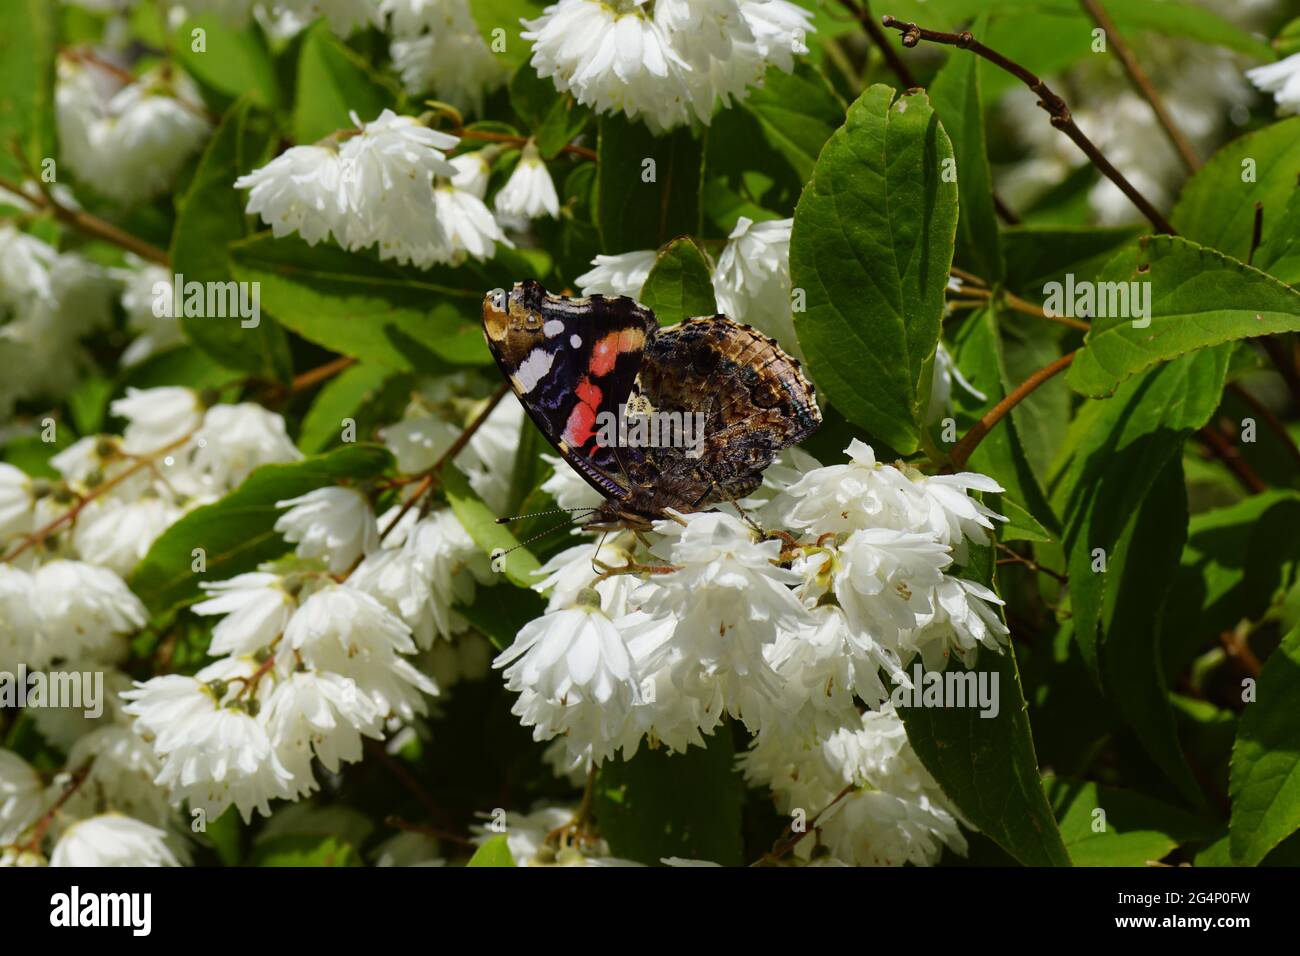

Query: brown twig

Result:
[1195,424,1267,495]
[881,15,1176,234]
[459,128,596,162]
[20,760,94,853]
[378,384,510,542]
[1,430,196,564]
[0,175,171,266]
[1079,0,1200,172]
[996,543,1068,584]
[1228,381,1300,471]
[291,355,357,393]
[760,783,856,864]
[949,351,1077,469]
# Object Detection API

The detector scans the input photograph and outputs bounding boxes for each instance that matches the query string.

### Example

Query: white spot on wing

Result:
[570,334,582,348]
[543,319,565,338]
[515,348,554,393]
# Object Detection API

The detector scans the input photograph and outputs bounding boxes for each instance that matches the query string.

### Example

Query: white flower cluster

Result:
[383,0,507,114]
[57,55,211,205]
[492,440,1008,865]
[578,216,798,354]
[0,226,113,419]
[235,109,529,268]
[178,0,383,35]
[1247,52,1300,115]
[523,0,814,132]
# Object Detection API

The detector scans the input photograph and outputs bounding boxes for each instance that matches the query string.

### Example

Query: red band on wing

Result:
[563,376,604,450]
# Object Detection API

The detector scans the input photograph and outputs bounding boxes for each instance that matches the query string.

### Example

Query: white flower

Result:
[496,594,639,764]
[831,527,951,637]
[926,341,987,425]
[0,749,45,845]
[905,575,1009,669]
[192,402,302,490]
[71,496,178,577]
[386,0,507,113]
[0,568,37,672]
[899,470,1005,564]
[115,259,183,366]
[57,59,211,205]
[381,412,461,473]
[284,584,438,719]
[455,395,524,514]
[280,0,381,35]
[401,508,488,643]
[265,670,383,782]
[575,250,659,299]
[32,561,146,664]
[447,150,492,199]
[712,215,799,354]
[433,182,512,264]
[337,108,460,261]
[540,453,605,512]
[495,143,560,220]
[641,511,810,722]
[193,572,298,656]
[61,726,171,828]
[531,536,636,613]
[1247,52,1300,115]
[122,667,296,823]
[0,463,35,543]
[470,805,633,866]
[235,144,347,245]
[110,386,203,454]
[49,814,181,867]
[275,486,379,573]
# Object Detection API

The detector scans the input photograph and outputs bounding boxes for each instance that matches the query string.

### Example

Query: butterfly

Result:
[481,279,821,527]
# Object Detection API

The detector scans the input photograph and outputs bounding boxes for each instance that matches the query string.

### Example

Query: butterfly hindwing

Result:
[482,280,655,501]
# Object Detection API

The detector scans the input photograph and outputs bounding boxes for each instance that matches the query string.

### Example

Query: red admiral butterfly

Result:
[482,280,821,526]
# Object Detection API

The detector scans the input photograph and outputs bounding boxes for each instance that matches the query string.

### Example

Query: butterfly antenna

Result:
[589,528,611,574]
[490,510,599,570]
[495,506,597,525]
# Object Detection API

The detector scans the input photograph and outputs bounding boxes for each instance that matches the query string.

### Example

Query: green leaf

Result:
[950,307,1060,536]
[637,238,717,326]
[171,97,292,381]
[1047,777,1219,866]
[928,14,1002,282]
[67,377,113,438]
[466,0,547,68]
[292,22,396,144]
[1172,117,1300,261]
[1162,492,1300,677]
[790,85,958,455]
[1067,236,1300,399]
[251,835,359,867]
[1056,351,1229,805]
[441,465,540,588]
[459,583,544,651]
[739,62,844,182]
[297,364,398,454]
[229,234,534,371]
[174,14,280,109]
[597,116,702,253]
[1230,624,1300,865]
[595,730,744,866]
[466,834,516,867]
[130,445,393,615]
[1253,188,1300,287]
[0,0,57,181]
[509,62,590,159]
[1001,225,1141,299]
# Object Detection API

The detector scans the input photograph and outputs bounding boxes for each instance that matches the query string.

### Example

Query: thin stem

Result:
[1,430,197,564]
[838,0,916,87]
[0,174,170,266]
[378,384,510,542]
[459,128,596,162]
[996,543,1067,584]
[1195,424,1267,495]
[1079,0,1200,172]
[949,351,1077,469]
[20,760,94,853]
[881,15,1176,234]
[761,783,856,864]
[1228,381,1300,471]
[291,355,356,393]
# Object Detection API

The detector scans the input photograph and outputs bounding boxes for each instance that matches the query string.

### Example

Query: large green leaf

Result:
[638,237,716,325]
[0,0,56,181]
[171,98,292,381]
[1057,350,1229,805]
[441,465,541,588]
[740,62,843,183]
[1230,624,1300,865]
[1068,236,1300,399]
[292,22,396,144]
[1172,118,1300,261]
[597,116,702,253]
[1001,226,1140,299]
[175,14,280,110]
[1047,777,1219,866]
[790,84,958,455]
[297,364,400,454]
[595,730,744,866]
[130,445,393,616]
[251,835,359,867]
[466,834,517,866]
[466,0,547,68]
[229,235,535,371]
[928,14,1002,282]
[899,544,1070,867]
[1253,189,1300,287]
